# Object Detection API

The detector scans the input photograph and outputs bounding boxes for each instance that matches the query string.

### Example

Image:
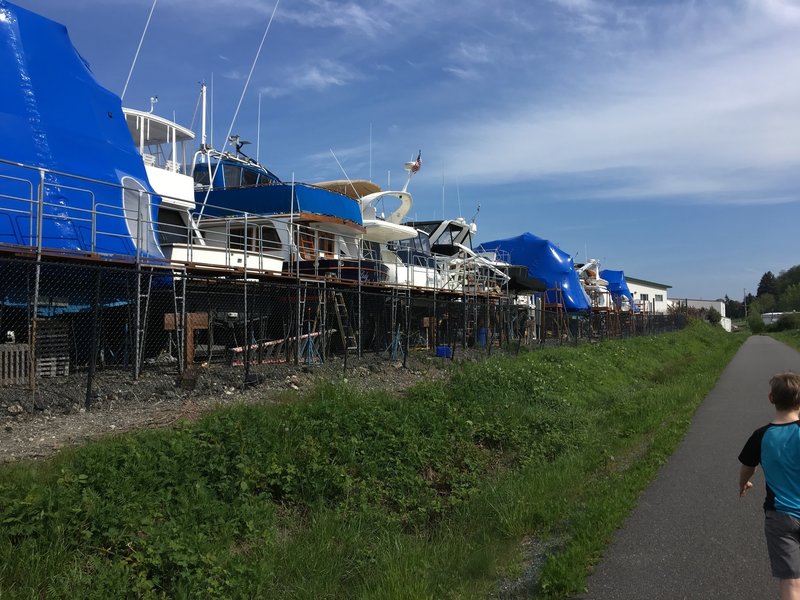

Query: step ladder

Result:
[134,267,153,379]
[331,291,358,353]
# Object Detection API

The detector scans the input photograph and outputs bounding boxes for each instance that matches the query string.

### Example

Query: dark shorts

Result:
[765,510,800,579]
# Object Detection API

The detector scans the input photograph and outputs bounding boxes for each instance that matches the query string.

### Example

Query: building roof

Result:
[625,276,672,290]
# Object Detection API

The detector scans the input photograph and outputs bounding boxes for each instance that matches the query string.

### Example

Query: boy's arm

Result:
[739,464,756,497]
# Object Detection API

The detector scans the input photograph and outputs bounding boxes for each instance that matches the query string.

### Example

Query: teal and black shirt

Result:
[740,421,800,518]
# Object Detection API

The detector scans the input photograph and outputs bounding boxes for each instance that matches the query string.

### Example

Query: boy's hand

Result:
[739,465,756,497]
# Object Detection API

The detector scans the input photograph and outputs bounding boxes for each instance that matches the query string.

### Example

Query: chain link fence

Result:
[0,253,687,414]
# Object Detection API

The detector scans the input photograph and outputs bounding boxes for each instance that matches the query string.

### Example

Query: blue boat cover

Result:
[478,232,590,311]
[199,183,363,225]
[0,1,163,259]
[600,269,639,313]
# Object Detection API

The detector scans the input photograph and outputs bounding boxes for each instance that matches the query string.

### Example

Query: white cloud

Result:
[442,66,479,80]
[278,0,391,37]
[260,59,358,97]
[437,2,800,204]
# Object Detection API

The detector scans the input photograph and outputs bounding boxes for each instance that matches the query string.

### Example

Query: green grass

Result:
[770,329,800,352]
[0,320,743,599]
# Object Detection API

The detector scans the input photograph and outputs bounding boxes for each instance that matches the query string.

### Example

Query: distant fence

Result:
[0,253,687,413]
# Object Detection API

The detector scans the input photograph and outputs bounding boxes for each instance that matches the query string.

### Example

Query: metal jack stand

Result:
[386,324,404,361]
[384,291,404,360]
[299,320,321,365]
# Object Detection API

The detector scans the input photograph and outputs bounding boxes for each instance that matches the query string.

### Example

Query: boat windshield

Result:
[193,159,281,190]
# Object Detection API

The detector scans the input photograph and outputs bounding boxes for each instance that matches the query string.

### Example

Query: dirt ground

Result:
[0,351,458,463]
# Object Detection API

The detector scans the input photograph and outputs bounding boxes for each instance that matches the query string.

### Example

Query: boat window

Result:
[260,223,282,251]
[242,168,258,187]
[319,234,334,258]
[439,224,459,245]
[223,164,241,189]
[362,240,379,260]
[416,223,438,236]
[157,208,188,245]
[193,168,210,187]
[121,176,159,256]
[257,172,279,186]
[229,225,259,252]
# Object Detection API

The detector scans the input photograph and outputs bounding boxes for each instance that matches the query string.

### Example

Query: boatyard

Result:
[4,1,798,598]
[0,1,685,417]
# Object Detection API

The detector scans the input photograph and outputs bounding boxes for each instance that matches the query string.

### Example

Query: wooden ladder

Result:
[331,292,357,352]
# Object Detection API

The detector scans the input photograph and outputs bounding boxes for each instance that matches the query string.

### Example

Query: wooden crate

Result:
[0,343,29,385]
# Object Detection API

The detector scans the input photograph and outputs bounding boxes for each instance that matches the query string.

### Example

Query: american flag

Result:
[411,150,422,173]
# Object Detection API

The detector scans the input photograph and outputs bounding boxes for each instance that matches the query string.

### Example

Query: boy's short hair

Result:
[770,372,800,411]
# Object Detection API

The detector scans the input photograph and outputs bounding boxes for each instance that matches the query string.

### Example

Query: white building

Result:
[626,277,671,315]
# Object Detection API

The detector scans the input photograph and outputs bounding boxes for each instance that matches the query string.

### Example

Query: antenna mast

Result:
[200,82,207,148]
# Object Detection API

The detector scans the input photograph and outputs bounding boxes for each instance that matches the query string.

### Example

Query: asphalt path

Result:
[576,335,800,600]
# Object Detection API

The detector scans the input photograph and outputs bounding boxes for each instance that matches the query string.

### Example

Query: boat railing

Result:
[160,205,301,276]
[0,158,291,273]
[0,158,167,265]
[0,158,506,290]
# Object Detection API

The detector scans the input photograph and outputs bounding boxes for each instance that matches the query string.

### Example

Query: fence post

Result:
[29,168,46,394]
[243,213,250,387]
[85,268,102,409]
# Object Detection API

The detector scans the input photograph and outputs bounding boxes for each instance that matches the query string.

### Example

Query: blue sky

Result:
[14,0,800,300]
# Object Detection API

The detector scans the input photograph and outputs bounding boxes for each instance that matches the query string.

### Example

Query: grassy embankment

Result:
[0,321,742,599]
[770,330,800,353]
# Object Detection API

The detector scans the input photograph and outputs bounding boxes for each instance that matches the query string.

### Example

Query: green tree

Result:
[776,266,800,296]
[725,295,744,319]
[779,283,800,312]
[707,306,722,326]
[748,310,765,333]
[752,293,776,315]
[757,271,777,297]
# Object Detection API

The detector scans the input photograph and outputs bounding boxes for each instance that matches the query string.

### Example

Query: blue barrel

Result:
[477,327,487,347]
[436,345,452,358]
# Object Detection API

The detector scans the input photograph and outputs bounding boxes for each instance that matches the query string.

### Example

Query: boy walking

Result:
[740,372,800,600]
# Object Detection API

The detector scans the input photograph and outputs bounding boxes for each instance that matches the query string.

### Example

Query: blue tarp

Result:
[600,269,638,313]
[200,183,363,225]
[0,1,163,258]
[478,232,591,311]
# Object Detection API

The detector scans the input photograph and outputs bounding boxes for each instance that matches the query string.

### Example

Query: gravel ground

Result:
[0,351,456,463]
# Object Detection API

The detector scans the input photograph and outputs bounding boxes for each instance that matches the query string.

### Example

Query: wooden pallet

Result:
[0,343,29,385]
[36,356,70,377]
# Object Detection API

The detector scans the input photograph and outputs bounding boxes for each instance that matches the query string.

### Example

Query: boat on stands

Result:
[406,217,516,294]
[315,155,454,291]
[120,82,377,281]
[177,84,384,282]
[575,259,612,309]
[0,2,164,264]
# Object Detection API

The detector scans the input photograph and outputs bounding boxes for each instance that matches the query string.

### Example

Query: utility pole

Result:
[743,288,747,318]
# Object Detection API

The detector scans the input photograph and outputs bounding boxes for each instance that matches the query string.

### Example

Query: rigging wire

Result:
[218,0,280,159]
[196,0,281,223]
[329,149,359,198]
[121,0,158,101]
